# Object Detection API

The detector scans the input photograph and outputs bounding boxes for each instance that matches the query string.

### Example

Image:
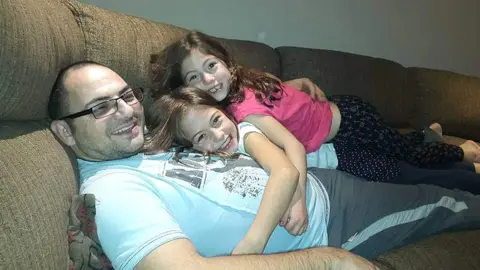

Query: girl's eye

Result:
[208,62,216,70]
[212,115,221,125]
[188,74,198,82]
[197,134,205,142]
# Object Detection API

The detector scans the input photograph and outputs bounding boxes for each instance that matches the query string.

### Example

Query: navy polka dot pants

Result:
[329,95,464,181]
[334,144,401,182]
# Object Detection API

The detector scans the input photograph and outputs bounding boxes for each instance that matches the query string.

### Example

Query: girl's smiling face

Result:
[181,49,231,102]
[180,105,238,153]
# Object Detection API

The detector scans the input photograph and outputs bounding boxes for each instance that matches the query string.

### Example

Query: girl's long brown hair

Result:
[150,30,284,108]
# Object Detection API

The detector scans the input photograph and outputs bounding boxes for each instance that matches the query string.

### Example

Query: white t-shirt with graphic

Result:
[78,150,330,270]
[237,122,339,169]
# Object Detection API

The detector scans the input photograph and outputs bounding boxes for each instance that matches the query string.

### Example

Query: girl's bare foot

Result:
[423,122,443,143]
[429,123,443,137]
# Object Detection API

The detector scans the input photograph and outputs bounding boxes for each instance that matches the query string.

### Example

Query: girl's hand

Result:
[232,237,265,255]
[280,188,309,236]
[284,78,327,101]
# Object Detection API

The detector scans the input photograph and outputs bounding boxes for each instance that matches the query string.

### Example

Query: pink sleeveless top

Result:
[227,84,333,153]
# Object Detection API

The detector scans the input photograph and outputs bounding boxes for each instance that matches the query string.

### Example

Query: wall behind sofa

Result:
[80,0,480,78]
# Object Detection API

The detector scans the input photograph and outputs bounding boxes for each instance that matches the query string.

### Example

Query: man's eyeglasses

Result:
[60,87,144,120]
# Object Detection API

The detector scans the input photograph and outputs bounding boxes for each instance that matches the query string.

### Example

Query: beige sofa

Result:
[1,0,480,269]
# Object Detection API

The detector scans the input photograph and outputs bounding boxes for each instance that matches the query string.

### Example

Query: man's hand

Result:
[280,188,308,235]
[284,78,327,101]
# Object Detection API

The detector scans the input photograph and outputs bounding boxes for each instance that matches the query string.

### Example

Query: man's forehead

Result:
[69,66,122,89]
[66,66,126,105]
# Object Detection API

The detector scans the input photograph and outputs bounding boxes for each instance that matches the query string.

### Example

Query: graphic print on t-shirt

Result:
[160,151,268,211]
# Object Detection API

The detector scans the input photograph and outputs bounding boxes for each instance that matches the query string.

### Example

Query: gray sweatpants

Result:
[308,168,480,259]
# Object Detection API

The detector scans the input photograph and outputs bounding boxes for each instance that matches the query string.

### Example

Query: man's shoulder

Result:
[77,152,173,185]
[78,152,172,168]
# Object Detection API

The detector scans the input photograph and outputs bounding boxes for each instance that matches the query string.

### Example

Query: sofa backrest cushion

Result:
[276,47,420,127]
[0,0,85,121]
[68,1,280,111]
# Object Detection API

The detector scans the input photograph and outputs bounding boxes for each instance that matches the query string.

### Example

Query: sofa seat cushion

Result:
[373,230,480,270]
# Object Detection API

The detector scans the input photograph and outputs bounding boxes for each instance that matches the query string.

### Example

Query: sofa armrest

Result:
[0,121,78,269]
[410,67,480,142]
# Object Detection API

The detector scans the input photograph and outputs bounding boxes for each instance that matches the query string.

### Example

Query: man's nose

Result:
[116,99,134,118]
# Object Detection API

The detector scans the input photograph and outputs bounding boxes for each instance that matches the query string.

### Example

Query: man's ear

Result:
[50,120,76,146]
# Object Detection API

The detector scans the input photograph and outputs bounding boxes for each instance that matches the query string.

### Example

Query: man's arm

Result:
[136,238,376,270]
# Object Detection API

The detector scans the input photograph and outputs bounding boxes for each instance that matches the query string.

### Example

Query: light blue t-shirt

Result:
[79,150,330,270]
[237,122,339,169]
